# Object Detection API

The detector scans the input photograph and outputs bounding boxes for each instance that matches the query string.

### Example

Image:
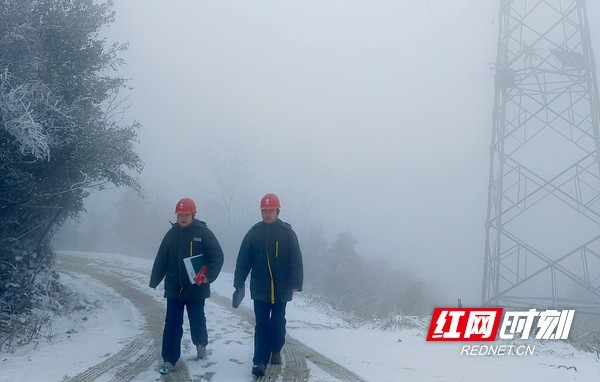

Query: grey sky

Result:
[98,1,600,303]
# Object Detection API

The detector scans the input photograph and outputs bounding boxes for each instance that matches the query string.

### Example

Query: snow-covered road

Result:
[54,251,365,381]
[2,250,600,382]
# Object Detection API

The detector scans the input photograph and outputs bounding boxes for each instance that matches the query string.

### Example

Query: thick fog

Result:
[61,1,600,305]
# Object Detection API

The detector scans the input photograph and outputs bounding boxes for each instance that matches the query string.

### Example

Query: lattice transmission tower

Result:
[482,0,600,311]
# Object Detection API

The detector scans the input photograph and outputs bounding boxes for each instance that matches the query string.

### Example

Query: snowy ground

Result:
[1,250,599,381]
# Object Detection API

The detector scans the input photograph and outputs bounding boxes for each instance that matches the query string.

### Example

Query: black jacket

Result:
[150,219,224,300]
[234,219,303,303]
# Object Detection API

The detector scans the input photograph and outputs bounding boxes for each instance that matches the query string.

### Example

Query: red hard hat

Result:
[260,193,281,210]
[175,198,197,214]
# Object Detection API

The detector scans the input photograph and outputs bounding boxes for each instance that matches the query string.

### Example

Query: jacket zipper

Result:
[266,235,275,304]
[180,239,193,294]
[267,255,275,304]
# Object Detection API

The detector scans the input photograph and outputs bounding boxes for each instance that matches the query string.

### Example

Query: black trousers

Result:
[253,300,287,365]
[162,298,207,365]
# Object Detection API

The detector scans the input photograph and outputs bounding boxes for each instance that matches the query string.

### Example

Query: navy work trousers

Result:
[253,300,287,365]
[162,298,207,365]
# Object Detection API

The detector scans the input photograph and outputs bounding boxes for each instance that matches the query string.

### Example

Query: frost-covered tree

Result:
[0,0,142,345]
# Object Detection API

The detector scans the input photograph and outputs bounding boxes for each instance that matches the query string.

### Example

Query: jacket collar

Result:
[172,219,207,230]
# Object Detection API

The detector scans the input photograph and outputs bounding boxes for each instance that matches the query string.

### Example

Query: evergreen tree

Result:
[0,0,142,341]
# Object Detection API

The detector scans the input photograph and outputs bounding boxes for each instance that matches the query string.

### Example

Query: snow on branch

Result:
[0,70,71,161]
[40,171,109,197]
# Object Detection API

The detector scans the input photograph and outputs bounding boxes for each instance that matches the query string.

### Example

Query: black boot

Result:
[252,364,266,376]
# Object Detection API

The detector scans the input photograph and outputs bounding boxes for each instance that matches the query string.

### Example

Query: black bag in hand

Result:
[232,288,245,308]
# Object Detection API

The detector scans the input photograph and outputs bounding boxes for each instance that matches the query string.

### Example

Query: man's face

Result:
[177,213,193,227]
[261,209,278,224]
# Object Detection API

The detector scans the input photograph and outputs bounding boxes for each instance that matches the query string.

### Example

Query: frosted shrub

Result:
[569,319,600,359]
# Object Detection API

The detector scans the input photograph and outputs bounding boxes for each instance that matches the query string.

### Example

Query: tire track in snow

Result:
[57,255,190,382]
[210,293,366,382]
[58,252,366,381]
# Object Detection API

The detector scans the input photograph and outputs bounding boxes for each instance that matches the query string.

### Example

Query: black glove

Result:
[232,287,245,308]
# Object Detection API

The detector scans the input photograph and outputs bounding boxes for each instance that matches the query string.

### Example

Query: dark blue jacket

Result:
[150,219,223,300]
[234,219,303,303]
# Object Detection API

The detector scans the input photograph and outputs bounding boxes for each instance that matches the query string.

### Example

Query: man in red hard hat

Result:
[150,197,224,375]
[233,193,304,377]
